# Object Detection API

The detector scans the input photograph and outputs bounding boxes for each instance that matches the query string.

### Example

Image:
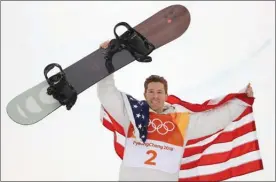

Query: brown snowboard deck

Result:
[6,4,191,125]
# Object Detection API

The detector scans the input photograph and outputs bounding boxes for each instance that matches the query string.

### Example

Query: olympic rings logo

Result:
[147,118,175,135]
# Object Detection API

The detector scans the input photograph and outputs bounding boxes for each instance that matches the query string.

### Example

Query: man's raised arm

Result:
[97,40,130,130]
[97,73,130,130]
[186,84,254,140]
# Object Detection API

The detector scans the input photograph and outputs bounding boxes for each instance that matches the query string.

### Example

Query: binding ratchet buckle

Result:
[103,22,155,73]
[44,63,77,110]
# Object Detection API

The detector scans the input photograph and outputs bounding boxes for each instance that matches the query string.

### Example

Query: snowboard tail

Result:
[6,4,191,125]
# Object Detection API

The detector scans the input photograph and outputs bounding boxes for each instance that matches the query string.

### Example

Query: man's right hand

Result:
[100,40,110,49]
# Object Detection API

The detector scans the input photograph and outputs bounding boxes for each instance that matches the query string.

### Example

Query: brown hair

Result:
[144,75,168,94]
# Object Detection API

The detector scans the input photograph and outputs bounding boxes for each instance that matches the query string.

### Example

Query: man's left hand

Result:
[246,83,254,97]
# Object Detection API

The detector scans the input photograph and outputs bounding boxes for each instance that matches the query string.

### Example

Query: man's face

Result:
[144,82,168,113]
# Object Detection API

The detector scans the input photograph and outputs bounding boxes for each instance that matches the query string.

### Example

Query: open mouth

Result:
[151,100,159,105]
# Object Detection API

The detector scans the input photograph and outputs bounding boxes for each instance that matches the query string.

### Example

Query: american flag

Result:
[100,90,263,181]
[125,94,149,143]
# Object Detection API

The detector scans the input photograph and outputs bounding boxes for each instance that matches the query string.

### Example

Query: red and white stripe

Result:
[100,93,263,181]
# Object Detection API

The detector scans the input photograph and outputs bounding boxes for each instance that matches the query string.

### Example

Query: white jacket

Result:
[97,74,250,181]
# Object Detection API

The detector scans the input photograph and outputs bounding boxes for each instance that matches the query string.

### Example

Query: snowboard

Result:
[6,4,191,125]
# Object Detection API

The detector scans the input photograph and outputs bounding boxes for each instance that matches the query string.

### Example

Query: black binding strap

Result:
[44,63,77,110]
[104,22,155,73]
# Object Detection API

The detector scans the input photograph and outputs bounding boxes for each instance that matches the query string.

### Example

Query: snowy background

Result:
[1,1,275,181]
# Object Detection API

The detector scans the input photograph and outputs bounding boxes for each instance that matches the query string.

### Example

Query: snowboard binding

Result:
[104,22,155,73]
[44,63,77,110]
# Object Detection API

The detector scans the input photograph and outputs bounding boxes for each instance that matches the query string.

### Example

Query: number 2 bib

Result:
[122,112,190,174]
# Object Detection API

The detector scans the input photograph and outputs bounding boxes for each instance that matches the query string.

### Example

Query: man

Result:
[97,40,255,181]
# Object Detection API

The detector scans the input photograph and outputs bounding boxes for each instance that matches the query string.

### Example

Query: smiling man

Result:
[143,75,169,113]
[97,40,261,181]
